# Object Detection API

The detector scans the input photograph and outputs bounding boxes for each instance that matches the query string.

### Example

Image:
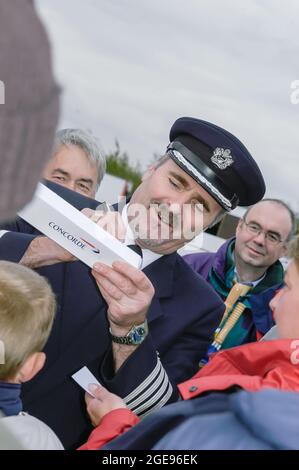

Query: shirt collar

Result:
[233,267,267,288]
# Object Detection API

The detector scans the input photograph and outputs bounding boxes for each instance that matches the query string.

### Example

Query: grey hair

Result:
[243,198,296,242]
[53,129,106,186]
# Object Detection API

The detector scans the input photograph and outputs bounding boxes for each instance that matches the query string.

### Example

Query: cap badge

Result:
[211,148,234,170]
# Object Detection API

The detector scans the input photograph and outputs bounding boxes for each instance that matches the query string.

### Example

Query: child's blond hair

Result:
[0,261,56,380]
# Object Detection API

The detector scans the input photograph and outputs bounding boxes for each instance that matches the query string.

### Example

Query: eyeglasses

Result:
[242,219,286,245]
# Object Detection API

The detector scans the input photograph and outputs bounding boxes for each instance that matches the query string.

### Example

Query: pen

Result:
[90,202,113,224]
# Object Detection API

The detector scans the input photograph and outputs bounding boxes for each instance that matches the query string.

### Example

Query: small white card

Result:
[71,366,102,397]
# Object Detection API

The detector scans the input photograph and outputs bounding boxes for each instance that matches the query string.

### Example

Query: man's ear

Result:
[141,166,155,182]
[235,218,244,236]
[16,352,46,384]
[279,243,288,259]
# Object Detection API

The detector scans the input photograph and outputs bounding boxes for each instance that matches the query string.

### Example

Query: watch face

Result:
[110,321,148,345]
[136,327,146,335]
[130,323,148,344]
[131,327,146,344]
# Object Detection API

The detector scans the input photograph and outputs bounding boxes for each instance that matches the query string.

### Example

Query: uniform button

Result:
[189,385,198,392]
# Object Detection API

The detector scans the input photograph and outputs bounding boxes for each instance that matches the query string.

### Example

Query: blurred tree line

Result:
[105,140,142,195]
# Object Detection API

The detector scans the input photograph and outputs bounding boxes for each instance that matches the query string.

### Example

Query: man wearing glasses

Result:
[184,199,296,360]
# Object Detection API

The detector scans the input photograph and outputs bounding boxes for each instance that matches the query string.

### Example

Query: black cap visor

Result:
[167,141,239,211]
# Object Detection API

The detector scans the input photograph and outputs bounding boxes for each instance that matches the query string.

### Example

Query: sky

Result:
[36,0,299,211]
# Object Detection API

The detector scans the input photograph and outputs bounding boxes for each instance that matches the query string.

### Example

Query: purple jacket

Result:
[184,238,283,335]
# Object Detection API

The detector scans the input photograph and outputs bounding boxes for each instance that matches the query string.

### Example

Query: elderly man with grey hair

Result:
[43,128,106,198]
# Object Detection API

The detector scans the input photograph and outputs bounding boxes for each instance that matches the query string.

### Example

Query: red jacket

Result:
[79,339,299,450]
[78,409,139,451]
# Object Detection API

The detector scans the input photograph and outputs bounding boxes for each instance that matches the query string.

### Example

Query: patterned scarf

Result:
[199,240,284,367]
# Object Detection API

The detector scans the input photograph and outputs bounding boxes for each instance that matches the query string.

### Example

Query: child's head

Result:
[270,235,299,338]
[0,261,56,383]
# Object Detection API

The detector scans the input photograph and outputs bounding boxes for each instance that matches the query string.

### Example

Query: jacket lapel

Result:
[144,253,176,322]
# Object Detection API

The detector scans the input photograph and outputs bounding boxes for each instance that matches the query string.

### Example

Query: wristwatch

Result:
[110,320,148,345]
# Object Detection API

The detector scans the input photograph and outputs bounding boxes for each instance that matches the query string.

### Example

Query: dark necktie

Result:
[127,244,143,259]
